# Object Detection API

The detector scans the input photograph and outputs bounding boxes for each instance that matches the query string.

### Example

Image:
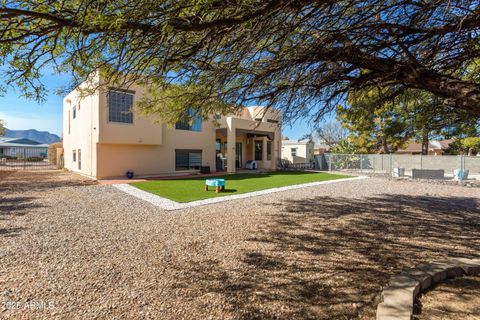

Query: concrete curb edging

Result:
[113,175,368,211]
[377,258,480,320]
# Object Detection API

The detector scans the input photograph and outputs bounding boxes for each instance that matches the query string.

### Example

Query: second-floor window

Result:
[175,108,202,132]
[291,148,297,157]
[72,106,76,119]
[108,91,133,124]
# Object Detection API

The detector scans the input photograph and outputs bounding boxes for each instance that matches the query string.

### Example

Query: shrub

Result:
[26,156,44,162]
[461,137,480,156]
[48,142,63,165]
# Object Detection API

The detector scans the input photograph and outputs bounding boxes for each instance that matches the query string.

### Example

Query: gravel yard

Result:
[414,276,480,320]
[1,170,479,319]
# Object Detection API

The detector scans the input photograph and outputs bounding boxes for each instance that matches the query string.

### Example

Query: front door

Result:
[235,143,242,168]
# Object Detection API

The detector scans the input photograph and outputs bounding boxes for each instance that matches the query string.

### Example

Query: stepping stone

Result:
[415,263,448,284]
[400,268,433,292]
[376,302,412,320]
[434,261,465,278]
[388,275,421,297]
[450,258,480,276]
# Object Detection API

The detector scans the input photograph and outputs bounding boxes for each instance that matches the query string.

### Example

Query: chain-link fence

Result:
[315,153,480,178]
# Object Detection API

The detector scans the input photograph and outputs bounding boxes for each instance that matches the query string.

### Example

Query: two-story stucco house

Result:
[63,78,281,179]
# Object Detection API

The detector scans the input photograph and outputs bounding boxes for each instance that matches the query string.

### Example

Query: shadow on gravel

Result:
[179,194,480,320]
[0,196,43,216]
[0,170,96,194]
[414,276,480,319]
[0,171,93,237]
[0,227,25,238]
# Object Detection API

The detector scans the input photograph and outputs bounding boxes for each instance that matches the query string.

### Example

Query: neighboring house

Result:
[314,143,330,155]
[281,139,315,164]
[395,139,454,156]
[63,78,282,179]
[0,137,48,158]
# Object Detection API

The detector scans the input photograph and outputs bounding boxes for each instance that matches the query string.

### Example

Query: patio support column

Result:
[226,117,236,173]
[262,136,267,169]
[271,129,280,170]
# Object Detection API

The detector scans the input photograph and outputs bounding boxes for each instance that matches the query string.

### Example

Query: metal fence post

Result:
[389,153,393,176]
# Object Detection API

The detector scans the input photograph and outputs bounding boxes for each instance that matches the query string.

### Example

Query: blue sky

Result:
[0,73,317,139]
[0,72,72,136]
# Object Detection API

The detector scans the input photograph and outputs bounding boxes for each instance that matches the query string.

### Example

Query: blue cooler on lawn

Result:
[205,178,225,193]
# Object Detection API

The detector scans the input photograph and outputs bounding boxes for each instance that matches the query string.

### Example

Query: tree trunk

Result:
[315,47,480,115]
[382,138,390,154]
[421,133,429,155]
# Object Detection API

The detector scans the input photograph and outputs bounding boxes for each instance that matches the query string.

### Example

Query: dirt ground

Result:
[415,276,480,320]
[1,170,480,319]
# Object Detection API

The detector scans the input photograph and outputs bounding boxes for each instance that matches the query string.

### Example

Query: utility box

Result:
[392,167,405,177]
[412,169,445,179]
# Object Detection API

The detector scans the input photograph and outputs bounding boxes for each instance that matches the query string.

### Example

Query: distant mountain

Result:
[2,128,61,144]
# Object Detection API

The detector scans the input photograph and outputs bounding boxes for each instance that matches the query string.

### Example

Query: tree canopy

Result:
[1,0,480,122]
[314,121,348,148]
[461,137,480,155]
[339,87,479,153]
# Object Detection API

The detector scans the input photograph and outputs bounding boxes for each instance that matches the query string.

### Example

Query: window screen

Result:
[108,91,133,123]
[175,150,202,170]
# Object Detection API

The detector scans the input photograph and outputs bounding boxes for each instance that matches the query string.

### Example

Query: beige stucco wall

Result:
[96,120,217,178]
[97,85,163,145]
[63,75,100,177]
[63,77,281,178]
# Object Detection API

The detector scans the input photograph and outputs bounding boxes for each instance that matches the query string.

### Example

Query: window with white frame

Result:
[291,148,297,157]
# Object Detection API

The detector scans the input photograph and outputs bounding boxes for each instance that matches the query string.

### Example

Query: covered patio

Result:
[215,117,281,173]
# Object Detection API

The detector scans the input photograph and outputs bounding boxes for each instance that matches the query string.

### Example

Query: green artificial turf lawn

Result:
[131,171,352,203]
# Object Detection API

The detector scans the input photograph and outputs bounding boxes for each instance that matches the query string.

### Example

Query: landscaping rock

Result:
[382,286,415,312]
[450,258,480,276]
[401,268,432,292]
[388,275,421,297]
[415,263,448,284]
[376,302,412,320]
[433,261,465,278]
